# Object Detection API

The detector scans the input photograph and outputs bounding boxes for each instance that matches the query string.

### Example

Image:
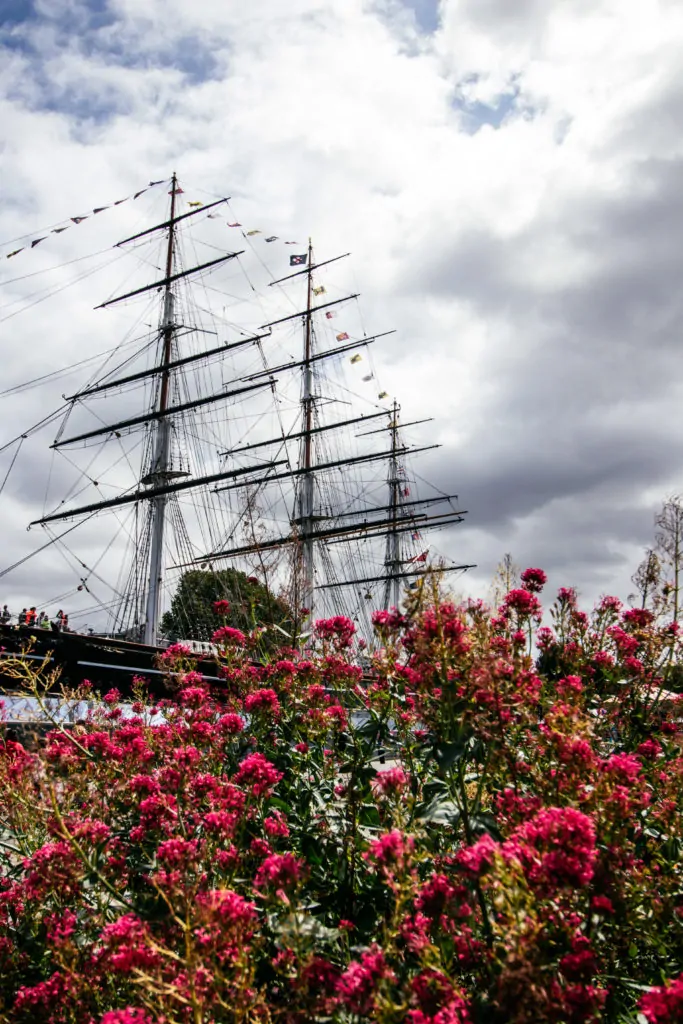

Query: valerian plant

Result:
[1,576,683,1023]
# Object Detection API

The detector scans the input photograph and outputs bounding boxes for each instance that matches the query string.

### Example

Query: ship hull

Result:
[0,624,220,700]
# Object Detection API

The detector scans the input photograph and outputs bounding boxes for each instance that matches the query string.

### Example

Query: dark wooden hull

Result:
[0,624,220,700]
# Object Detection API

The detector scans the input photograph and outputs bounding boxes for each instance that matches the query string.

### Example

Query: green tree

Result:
[161,569,293,649]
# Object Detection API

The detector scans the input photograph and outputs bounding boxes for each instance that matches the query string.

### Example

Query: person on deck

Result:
[25,607,37,627]
[52,609,66,632]
[17,609,27,626]
[38,611,50,629]
[1,606,10,625]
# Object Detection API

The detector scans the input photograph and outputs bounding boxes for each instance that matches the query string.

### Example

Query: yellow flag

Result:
[246,229,261,236]
[188,201,203,207]
[378,391,388,399]
[313,285,326,296]
[350,354,362,364]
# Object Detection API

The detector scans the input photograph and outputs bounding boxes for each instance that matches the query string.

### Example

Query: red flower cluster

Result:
[314,615,356,648]
[0,572,681,1023]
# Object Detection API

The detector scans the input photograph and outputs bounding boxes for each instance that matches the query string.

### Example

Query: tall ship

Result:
[0,175,471,695]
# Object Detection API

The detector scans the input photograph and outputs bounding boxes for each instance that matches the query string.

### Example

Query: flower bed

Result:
[1,577,682,1022]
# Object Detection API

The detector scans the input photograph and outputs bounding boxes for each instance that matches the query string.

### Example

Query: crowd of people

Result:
[0,606,70,631]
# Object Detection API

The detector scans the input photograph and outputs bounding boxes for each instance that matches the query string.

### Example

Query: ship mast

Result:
[181,251,474,619]
[382,400,401,609]
[296,238,315,622]
[36,213,474,639]
[143,174,179,645]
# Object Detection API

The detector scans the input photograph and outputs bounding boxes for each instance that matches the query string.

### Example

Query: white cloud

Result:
[1,0,682,629]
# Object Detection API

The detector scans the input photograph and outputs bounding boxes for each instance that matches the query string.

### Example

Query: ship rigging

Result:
[0,174,472,655]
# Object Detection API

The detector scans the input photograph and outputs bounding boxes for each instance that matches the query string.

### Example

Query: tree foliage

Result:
[161,569,293,646]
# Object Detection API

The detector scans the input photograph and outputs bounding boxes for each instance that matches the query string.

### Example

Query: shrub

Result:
[1,586,682,1022]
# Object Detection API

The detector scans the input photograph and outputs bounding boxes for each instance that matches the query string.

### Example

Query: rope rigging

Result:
[0,177,468,643]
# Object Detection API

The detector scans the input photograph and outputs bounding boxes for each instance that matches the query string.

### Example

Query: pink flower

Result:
[100,1011,152,1024]
[371,767,409,797]
[245,688,281,716]
[337,947,395,1015]
[603,752,641,783]
[156,838,199,868]
[591,894,615,915]
[608,625,639,657]
[364,830,414,871]
[598,595,622,614]
[455,833,498,876]
[196,889,257,928]
[372,608,407,630]
[254,852,304,890]
[234,752,283,796]
[520,567,547,593]
[622,607,654,629]
[44,909,77,947]
[203,810,238,837]
[98,915,159,975]
[510,806,597,889]
[217,712,245,734]
[409,968,471,1024]
[14,972,72,1012]
[536,626,556,649]
[501,588,542,619]
[314,615,356,648]
[213,599,231,614]
[639,973,683,1023]
[325,702,348,727]
[178,685,209,708]
[159,642,194,661]
[212,625,247,646]
[557,587,577,605]
[263,811,290,838]
[415,873,458,919]
[557,675,583,696]
[637,738,662,760]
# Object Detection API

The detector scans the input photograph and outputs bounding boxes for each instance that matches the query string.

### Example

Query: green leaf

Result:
[417,794,462,826]
[434,739,468,769]
[470,811,502,841]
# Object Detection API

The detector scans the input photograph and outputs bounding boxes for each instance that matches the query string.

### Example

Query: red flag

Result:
[410,551,428,563]
[227,222,242,228]
[336,332,349,342]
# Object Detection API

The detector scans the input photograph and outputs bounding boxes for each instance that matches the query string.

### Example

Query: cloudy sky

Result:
[1,0,683,625]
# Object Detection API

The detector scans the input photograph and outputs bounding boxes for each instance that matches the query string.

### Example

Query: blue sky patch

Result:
[1,0,36,28]
[399,0,440,33]
[453,85,521,134]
